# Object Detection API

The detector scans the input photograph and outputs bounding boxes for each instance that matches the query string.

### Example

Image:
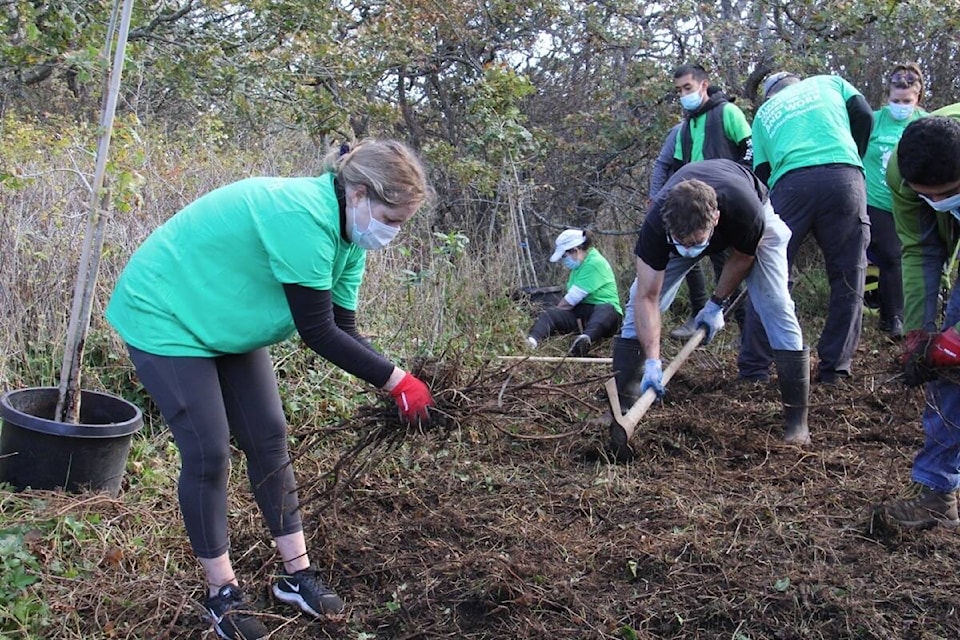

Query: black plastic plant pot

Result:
[0,387,143,497]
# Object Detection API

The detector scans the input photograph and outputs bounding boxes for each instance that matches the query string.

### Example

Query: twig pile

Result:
[292,355,613,512]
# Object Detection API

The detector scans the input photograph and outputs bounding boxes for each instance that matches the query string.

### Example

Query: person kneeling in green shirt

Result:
[526,229,623,356]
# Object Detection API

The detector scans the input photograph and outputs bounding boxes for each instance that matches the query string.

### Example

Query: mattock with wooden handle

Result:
[606,289,746,460]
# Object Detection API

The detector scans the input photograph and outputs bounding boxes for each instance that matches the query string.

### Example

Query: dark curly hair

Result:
[897,116,960,186]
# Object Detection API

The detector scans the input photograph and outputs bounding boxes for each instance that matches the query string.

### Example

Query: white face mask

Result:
[348,197,399,250]
[919,192,960,221]
[668,222,715,259]
[674,242,708,259]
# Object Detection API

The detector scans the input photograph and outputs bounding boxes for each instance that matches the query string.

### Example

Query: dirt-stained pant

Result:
[127,345,302,558]
[913,281,960,492]
[738,164,869,381]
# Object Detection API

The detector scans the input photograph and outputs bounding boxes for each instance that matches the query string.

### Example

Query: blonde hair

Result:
[322,138,434,210]
[887,62,924,102]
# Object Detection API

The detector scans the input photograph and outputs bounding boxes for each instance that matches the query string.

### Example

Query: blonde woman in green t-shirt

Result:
[864,62,928,339]
[107,139,434,639]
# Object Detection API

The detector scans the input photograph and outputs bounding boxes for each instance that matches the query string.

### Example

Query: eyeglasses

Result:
[667,230,712,250]
[890,70,920,87]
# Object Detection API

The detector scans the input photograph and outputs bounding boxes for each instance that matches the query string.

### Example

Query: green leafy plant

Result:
[619,625,639,640]
[0,528,50,632]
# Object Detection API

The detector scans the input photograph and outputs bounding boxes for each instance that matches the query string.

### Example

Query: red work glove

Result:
[900,329,934,387]
[927,327,960,368]
[389,372,434,425]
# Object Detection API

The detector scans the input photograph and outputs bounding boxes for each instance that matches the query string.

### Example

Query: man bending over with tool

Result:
[884,111,960,529]
[611,159,808,455]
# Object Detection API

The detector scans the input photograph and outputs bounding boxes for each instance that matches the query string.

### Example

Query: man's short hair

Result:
[898,116,960,186]
[672,63,708,82]
[762,71,800,99]
[662,179,718,239]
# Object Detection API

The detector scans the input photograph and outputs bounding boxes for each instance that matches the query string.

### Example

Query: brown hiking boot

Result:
[884,482,960,530]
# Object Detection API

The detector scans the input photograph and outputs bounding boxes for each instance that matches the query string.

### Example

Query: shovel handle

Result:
[608,288,748,441]
[611,325,707,437]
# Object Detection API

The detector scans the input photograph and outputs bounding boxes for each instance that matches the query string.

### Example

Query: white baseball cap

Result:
[550,229,586,262]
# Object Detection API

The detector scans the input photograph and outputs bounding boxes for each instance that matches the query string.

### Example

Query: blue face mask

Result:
[561,255,582,270]
[918,192,960,221]
[679,91,702,111]
[888,102,915,121]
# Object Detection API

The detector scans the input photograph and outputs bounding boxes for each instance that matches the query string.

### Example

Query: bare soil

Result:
[17,326,960,639]
[282,328,958,639]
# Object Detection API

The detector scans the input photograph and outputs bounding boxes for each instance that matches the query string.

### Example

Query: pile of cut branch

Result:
[292,354,612,511]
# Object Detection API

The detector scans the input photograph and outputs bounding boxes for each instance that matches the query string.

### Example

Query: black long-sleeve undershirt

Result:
[283,283,394,388]
[845,94,873,157]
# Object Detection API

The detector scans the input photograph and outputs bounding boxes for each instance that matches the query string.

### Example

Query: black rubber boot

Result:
[773,347,810,445]
[608,336,644,462]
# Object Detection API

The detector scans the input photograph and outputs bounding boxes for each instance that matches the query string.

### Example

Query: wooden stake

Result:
[497,355,612,364]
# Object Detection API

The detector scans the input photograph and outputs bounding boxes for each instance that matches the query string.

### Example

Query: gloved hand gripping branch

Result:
[900,327,960,387]
[389,372,434,425]
[640,358,664,398]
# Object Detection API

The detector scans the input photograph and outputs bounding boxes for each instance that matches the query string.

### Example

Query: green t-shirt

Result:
[567,247,622,315]
[752,75,865,187]
[106,174,366,356]
[864,105,927,212]
[672,102,752,163]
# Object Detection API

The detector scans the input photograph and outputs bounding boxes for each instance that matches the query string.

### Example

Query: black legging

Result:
[528,302,622,343]
[128,345,301,558]
[866,204,904,325]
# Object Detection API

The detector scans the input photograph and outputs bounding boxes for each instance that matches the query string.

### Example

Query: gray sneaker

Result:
[669,316,698,341]
[885,482,960,529]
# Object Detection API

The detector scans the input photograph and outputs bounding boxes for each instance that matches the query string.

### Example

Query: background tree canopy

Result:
[3,0,958,279]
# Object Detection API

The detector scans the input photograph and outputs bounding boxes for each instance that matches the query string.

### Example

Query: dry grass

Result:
[0,123,340,391]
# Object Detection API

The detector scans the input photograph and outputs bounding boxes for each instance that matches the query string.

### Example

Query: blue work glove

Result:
[640,358,665,398]
[695,299,725,344]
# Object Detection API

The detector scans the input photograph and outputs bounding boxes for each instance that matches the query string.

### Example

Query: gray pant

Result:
[738,164,869,380]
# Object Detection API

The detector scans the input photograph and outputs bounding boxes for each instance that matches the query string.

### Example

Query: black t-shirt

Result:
[636,159,768,271]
